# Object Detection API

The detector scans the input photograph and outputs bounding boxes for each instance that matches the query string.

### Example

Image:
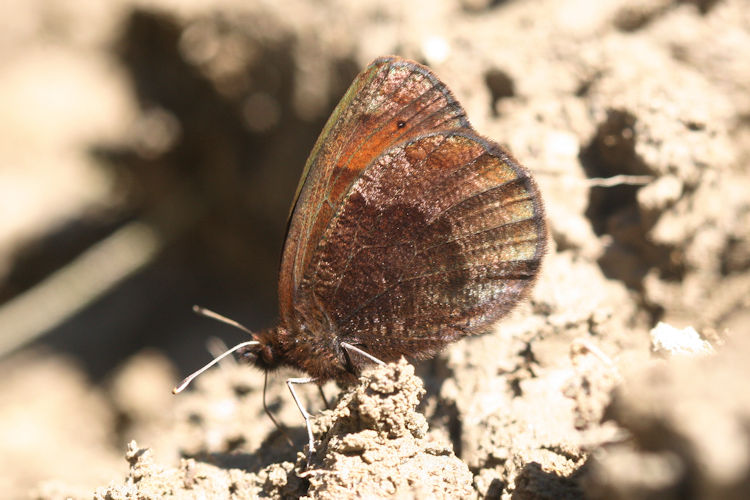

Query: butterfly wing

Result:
[297,130,546,364]
[279,56,546,372]
[278,56,471,325]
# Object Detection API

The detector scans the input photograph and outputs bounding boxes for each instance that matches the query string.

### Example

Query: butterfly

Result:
[176,55,546,462]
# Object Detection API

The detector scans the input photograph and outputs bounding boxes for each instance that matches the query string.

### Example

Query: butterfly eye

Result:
[396,120,406,129]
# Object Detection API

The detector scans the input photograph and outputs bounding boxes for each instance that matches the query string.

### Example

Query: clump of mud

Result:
[92,359,472,499]
[306,359,473,498]
[583,332,750,500]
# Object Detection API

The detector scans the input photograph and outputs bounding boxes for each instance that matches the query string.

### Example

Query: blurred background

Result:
[1,0,749,497]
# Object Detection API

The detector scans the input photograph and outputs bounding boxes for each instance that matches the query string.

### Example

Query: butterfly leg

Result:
[286,376,318,466]
[340,341,386,366]
[263,371,293,446]
[317,384,330,410]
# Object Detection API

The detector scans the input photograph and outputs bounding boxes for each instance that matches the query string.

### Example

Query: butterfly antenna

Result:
[174,306,260,394]
[192,305,255,336]
[172,339,260,394]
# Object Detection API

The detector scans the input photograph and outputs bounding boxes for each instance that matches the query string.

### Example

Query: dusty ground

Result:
[1,0,749,498]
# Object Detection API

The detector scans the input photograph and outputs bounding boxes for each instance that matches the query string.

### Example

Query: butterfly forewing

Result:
[279,57,471,324]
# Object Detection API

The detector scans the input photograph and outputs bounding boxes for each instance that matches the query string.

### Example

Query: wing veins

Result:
[338,236,540,325]
[428,176,530,226]
[419,214,538,254]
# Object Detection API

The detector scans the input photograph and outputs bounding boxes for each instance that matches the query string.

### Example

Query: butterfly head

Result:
[237,325,289,372]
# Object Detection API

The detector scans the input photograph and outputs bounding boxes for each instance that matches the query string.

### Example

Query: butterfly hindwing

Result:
[298,131,546,363]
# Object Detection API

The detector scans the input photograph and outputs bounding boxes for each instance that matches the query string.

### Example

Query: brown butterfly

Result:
[176,55,546,461]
